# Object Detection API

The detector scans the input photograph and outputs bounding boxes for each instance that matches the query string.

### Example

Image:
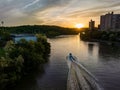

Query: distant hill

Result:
[1,25,80,37]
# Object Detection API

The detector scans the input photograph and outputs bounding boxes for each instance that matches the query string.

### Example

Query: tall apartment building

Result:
[89,19,95,30]
[100,12,120,31]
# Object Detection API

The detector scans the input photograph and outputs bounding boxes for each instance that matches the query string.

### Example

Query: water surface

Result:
[13,35,120,90]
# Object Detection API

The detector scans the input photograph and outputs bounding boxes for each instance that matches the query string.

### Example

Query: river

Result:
[13,35,120,90]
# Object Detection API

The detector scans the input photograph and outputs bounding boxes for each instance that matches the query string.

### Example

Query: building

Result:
[98,24,100,29]
[89,19,95,30]
[11,34,37,43]
[100,12,120,31]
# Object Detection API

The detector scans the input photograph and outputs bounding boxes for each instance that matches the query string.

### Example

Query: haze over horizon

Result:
[0,0,120,27]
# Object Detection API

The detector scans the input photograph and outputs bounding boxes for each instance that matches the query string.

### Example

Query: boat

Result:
[66,53,103,90]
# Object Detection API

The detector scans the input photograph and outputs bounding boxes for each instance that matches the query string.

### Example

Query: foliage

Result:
[80,30,120,42]
[0,31,11,41]
[0,34,50,89]
[0,30,11,47]
[0,48,5,57]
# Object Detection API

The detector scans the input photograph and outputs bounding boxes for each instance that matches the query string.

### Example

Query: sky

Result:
[0,0,120,27]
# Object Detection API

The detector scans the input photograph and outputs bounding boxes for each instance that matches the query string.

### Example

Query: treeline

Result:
[0,34,50,90]
[80,30,120,42]
[0,31,11,47]
[1,25,79,37]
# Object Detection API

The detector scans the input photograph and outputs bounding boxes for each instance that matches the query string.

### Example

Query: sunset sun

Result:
[75,24,84,28]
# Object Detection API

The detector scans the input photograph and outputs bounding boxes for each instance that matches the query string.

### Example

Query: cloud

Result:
[23,0,40,9]
[0,0,120,27]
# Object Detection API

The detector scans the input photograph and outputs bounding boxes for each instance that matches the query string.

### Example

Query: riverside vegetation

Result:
[0,33,50,90]
[80,30,120,42]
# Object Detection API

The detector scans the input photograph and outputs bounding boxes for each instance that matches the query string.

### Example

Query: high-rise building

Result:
[100,12,120,31]
[89,19,95,30]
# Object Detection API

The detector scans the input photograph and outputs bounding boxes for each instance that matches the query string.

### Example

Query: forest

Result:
[0,34,50,90]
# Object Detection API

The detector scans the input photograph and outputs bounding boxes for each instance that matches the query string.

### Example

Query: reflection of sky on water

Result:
[13,35,120,90]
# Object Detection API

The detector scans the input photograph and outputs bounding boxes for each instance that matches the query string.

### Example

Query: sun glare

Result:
[75,24,84,28]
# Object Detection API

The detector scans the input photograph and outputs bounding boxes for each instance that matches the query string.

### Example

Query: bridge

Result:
[66,54,103,90]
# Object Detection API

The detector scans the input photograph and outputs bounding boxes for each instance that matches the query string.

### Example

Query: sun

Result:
[75,23,84,28]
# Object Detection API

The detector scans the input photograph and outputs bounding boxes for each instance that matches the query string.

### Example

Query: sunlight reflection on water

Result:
[13,35,120,90]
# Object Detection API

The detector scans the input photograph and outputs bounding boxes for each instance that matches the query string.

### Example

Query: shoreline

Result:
[81,39,120,46]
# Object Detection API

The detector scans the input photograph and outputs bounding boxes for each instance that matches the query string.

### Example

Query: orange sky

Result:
[0,0,120,28]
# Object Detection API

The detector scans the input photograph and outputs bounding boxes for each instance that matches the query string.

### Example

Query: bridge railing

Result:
[66,54,103,90]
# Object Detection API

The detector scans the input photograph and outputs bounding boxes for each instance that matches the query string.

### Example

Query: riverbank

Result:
[87,39,120,46]
[80,30,120,46]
